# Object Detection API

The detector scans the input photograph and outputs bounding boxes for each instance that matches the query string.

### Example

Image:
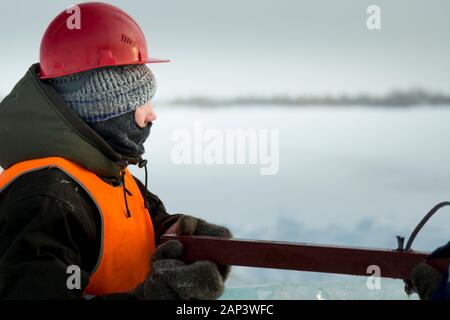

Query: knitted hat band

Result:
[49,64,157,122]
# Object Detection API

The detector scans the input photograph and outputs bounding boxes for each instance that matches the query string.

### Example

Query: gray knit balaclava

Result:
[48,64,156,157]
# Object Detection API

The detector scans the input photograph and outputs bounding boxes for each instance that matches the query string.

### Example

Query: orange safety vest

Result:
[0,156,155,296]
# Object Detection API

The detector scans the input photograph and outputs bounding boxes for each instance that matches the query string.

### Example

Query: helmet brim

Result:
[146,57,170,63]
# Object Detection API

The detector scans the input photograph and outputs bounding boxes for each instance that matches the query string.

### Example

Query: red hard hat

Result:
[39,2,169,79]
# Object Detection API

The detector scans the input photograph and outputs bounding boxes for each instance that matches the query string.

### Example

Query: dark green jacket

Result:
[0,65,179,299]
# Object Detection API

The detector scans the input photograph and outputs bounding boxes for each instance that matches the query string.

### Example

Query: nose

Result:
[144,103,157,123]
[135,102,157,128]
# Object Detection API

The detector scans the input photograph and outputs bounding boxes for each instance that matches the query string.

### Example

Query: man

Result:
[0,2,231,299]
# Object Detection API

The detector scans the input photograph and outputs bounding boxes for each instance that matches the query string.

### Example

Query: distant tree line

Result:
[2,88,450,107]
[166,89,450,107]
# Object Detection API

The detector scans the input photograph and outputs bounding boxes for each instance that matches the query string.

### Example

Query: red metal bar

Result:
[161,235,450,280]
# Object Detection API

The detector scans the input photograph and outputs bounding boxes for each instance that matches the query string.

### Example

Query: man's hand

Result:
[137,240,225,300]
[164,215,233,281]
[410,262,443,300]
[410,241,450,300]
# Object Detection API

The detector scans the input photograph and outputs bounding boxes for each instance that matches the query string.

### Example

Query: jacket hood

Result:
[0,64,140,180]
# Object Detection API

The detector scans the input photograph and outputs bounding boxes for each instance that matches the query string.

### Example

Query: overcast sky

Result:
[0,0,449,100]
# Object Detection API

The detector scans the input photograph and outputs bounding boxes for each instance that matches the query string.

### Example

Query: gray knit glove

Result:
[410,262,443,300]
[139,240,225,300]
[171,215,233,281]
